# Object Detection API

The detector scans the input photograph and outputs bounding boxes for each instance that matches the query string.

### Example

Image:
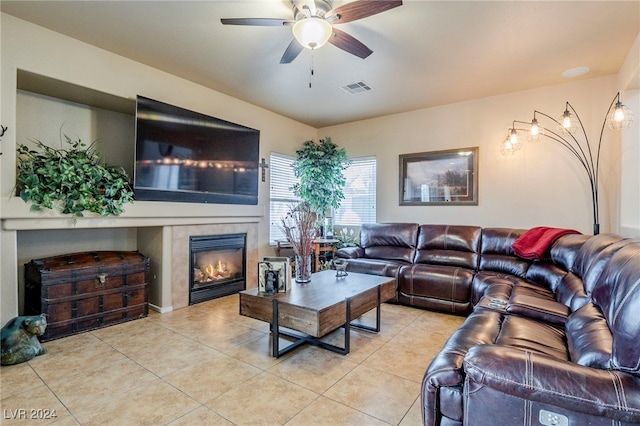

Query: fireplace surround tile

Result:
[171,223,258,310]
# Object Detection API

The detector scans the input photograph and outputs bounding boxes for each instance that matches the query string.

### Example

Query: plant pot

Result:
[324,216,334,238]
[295,255,312,283]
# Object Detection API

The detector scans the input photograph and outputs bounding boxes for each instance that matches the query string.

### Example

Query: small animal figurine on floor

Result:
[1,314,48,366]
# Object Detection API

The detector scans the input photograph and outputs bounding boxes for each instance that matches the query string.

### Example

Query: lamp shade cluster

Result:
[607,98,634,130]
[499,125,524,155]
[500,91,634,235]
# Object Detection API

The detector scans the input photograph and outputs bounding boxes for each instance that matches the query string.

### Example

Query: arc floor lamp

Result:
[500,92,634,235]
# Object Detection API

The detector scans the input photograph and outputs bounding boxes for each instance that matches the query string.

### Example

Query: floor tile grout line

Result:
[20,362,77,424]
[318,389,398,425]
[51,329,175,423]
[314,315,421,425]
[398,394,423,426]
[2,296,462,426]
[142,324,288,422]
[68,329,218,426]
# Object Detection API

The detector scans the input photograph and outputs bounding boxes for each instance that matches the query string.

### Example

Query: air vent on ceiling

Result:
[340,80,372,95]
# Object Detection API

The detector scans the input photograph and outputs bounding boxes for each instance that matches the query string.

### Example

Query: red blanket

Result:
[512,226,581,260]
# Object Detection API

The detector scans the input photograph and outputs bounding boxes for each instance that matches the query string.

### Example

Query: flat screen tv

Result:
[134,95,259,205]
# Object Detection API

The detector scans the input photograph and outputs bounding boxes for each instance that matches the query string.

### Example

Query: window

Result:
[335,156,376,227]
[269,153,299,244]
[269,153,377,243]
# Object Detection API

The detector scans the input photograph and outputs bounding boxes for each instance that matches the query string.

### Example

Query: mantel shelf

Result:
[1,197,264,230]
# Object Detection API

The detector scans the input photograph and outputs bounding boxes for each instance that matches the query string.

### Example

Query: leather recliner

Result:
[336,224,640,425]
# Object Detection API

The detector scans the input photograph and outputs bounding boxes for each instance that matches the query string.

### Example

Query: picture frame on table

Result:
[263,257,291,292]
[258,258,289,293]
[258,261,279,295]
[399,147,478,206]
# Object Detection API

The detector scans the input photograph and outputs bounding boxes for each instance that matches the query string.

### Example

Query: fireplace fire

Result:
[189,234,246,304]
[194,260,231,282]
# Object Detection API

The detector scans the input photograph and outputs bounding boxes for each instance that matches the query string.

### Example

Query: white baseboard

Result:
[149,303,173,314]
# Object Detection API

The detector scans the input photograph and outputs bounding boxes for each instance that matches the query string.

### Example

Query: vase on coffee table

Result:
[295,254,312,283]
[281,202,318,284]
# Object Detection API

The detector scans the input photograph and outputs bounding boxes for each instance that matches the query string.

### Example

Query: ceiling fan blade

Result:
[325,0,402,24]
[220,18,294,26]
[328,28,372,59]
[280,38,305,64]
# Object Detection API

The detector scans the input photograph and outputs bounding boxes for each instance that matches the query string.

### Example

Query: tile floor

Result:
[1,294,464,426]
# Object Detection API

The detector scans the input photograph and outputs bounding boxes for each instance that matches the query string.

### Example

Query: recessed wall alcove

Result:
[4,71,263,320]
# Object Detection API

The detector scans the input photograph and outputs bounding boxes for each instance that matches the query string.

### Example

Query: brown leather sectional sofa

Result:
[335,223,640,425]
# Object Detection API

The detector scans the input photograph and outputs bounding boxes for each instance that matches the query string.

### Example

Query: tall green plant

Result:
[16,135,134,216]
[291,137,350,216]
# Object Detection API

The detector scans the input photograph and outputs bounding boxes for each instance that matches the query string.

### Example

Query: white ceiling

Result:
[2,0,639,128]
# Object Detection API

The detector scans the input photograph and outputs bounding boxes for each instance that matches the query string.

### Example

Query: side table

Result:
[312,238,339,272]
[275,238,339,272]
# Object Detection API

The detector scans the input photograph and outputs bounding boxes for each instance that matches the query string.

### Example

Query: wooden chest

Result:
[24,251,150,341]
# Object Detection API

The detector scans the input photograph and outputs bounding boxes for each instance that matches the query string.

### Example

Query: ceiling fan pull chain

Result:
[309,52,313,88]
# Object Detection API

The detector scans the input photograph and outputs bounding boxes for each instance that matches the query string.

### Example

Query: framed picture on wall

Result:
[399,147,478,206]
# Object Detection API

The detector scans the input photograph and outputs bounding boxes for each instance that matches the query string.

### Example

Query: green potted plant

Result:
[291,137,350,236]
[16,134,134,216]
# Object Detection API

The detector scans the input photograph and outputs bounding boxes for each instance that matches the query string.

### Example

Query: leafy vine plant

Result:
[16,134,134,216]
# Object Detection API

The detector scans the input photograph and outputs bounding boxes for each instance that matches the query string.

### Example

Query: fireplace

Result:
[189,233,246,305]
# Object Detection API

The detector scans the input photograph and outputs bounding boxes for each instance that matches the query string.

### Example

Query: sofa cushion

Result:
[335,246,364,259]
[479,228,531,277]
[506,293,570,326]
[565,302,612,369]
[509,279,555,301]
[341,258,404,278]
[591,242,640,374]
[524,262,568,293]
[360,223,418,263]
[399,264,474,303]
[470,271,516,304]
[495,315,569,360]
[554,272,590,312]
[572,234,631,294]
[398,292,471,316]
[414,224,481,269]
[398,264,474,314]
[550,233,591,271]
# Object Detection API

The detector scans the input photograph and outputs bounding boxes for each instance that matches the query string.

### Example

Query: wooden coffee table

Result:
[239,270,396,357]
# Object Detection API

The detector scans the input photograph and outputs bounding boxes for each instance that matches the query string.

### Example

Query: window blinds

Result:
[269,153,377,243]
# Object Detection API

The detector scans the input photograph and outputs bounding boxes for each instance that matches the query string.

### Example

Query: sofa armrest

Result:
[464,345,640,423]
[422,310,503,425]
[336,246,364,259]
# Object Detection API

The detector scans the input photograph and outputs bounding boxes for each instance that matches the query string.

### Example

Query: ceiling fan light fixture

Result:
[293,17,333,49]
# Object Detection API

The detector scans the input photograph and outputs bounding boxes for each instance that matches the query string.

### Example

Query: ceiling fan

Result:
[221,0,403,64]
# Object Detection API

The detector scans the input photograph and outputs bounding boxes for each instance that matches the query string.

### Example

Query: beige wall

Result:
[15,90,136,178]
[320,76,633,235]
[618,33,640,237]
[619,88,640,237]
[0,13,316,323]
